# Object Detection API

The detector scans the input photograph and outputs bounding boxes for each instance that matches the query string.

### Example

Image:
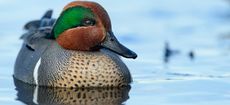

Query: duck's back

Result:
[14,38,51,84]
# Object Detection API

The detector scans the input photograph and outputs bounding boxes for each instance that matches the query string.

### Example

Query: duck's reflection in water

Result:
[14,78,130,105]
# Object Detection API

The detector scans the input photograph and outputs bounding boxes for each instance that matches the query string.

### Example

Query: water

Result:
[1,0,230,105]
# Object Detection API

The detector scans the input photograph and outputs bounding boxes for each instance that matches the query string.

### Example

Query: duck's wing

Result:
[23,10,54,31]
[14,10,56,83]
[21,10,56,51]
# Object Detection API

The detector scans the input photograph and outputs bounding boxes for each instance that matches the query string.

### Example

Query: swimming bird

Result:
[188,50,195,60]
[14,1,137,88]
[163,41,180,63]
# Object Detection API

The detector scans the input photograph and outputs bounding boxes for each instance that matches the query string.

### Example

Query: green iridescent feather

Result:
[52,6,95,38]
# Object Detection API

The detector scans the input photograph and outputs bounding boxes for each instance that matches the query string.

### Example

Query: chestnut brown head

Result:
[52,1,137,59]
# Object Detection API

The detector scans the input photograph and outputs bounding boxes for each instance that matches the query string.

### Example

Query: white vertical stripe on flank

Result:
[33,86,39,104]
[34,58,41,85]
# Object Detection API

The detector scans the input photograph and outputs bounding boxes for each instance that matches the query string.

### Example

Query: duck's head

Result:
[51,1,137,59]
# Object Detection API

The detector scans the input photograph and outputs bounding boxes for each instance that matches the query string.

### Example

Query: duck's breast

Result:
[38,42,132,87]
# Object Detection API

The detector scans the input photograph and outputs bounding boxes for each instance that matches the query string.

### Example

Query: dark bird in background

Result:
[163,41,180,63]
[188,51,195,60]
[163,41,196,63]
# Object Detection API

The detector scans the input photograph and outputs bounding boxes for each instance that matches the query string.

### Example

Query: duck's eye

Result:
[82,19,95,26]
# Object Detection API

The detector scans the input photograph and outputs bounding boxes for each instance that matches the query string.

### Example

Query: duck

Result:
[163,41,180,63]
[14,1,137,88]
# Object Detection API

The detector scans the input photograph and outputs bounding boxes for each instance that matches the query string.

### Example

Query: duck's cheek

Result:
[78,27,105,50]
[89,27,106,43]
[56,28,89,51]
[56,27,105,51]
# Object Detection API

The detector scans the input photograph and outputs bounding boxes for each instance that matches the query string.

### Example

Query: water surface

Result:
[1,0,230,105]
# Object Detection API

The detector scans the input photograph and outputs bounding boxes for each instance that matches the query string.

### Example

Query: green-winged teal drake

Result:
[14,1,137,88]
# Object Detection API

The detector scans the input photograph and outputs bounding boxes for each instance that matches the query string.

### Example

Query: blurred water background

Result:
[1,0,230,105]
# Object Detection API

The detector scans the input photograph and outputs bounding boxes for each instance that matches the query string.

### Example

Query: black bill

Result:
[100,31,137,59]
